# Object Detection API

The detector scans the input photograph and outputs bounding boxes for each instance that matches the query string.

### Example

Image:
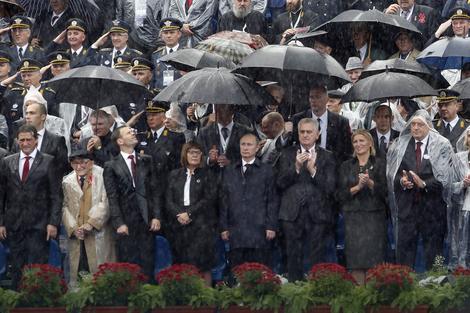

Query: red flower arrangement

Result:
[366,263,414,305]
[453,266,470,277]
[308,263,356,282]
[92,262,147,306]
[19,264,67,307]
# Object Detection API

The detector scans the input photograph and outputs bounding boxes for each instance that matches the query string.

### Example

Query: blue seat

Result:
[211,238,228,281]
[154,235,173,276]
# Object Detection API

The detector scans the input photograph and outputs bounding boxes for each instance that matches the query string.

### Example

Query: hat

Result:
[113,54,132,69]
[69,148,93,161]
[131,57,154,71]
[18,58,42,72]
[450,6,470,20]
[393,30,416,41]
[0,51,11,64]
[345,57,363,71]
[48,51,71,65]
[145,99,169,114]
[328,89,345,99]
[160,18,183,31]
[10,15,32,29]
[66,18,86,33]
[109,19,131,33]
[437,89,460,103]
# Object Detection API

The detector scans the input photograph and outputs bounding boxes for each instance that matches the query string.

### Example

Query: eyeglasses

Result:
[187,150,202,155]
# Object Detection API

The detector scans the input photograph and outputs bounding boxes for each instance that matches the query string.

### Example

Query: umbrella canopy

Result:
[158,48,236,72]
[342,71,437,103]
[154,67,273,106]
[195,37,254,64]
[47,65,150,108]
[416,37,470,70]
[234,44,351,87]
[451,78,470,100]
[0,0,24,15]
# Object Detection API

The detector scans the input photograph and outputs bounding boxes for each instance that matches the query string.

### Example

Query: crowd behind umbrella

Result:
[0,0,470,290]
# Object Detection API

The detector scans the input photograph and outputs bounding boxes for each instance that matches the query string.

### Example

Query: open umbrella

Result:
[0,0,24,15]
[154,67,273,106]
[342,71,437,103]
[158,48,236,72]
[416,37,470,70]
[195,37,254,64]
[451,77,470,100]
[47,65,150,108]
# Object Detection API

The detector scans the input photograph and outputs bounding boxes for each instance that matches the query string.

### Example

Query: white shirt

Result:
[218,121,234,153]
[151,126,165,141]
[399,5,415,22]
[17,44,28,56]
[443,115,459,131]
[19,148,38,178]
[120,151,136,186]
[112,46,128,66]
[166,44,179,55]
[300,144,317,178]
[37,128,45,151]
[312,111,328,149]
[415,133,429,161]
[183,168,192,206]
[71,46,84,56]
[242,158,255,173]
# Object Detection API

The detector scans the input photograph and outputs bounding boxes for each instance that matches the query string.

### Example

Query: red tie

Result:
[21,156,31,183]
[185,0,192,11]
[415,142,422,171]
[128,155,136,181]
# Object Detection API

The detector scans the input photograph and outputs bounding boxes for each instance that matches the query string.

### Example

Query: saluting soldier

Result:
[433,89,470,152]
[88,20,143,68]
[5,15,46,73]
[48,51,71,78]
[151,18,183,91]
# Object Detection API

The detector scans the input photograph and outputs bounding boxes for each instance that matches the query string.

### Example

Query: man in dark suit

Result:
[369,105,400,159]
[0,124,62,288]
[5,16,47,73]
[392,111,452,270]
[197,104,252,168]
[433,90,470,151]
[103,125,161,278]
[276,118,336,281]
[292,85,353,164]
[32,0,73,48]
[220,133,279,267]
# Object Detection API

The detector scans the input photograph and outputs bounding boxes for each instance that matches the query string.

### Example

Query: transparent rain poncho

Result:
[386,109,454,257]
[449,126,470,268]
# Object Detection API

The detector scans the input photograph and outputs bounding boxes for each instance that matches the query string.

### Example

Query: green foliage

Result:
[128,284,165,312]
[278,282,310,313]
[0,288,21,313]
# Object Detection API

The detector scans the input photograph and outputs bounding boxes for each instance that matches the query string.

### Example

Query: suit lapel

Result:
[40,131,50,153]
[116,154,133,185]
[26,152,42,182]
[12,154,21,183]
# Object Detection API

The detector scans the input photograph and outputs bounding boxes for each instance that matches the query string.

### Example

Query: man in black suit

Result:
[292,85,353,164]
[369,105,400,159]
[197,104,252,167]
[32,0,73,48]
[391,110,452,270]
[0,124,62,288]
[6,16,47,73]
[103,125,161,279]
[276,118,336,281]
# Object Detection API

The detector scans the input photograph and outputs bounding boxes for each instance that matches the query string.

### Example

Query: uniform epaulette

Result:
[433,119,441,127]
[100,48,112,52]
[132,49,143,55]
[152,46,165,54]
[10,86,25,92]
[43,87,56,93]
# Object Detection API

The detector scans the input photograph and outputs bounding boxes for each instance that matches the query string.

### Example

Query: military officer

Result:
[151,18,183,91]
[48,51,71,78]
[433,89,470,151]
[5,15,46,73]
[113,55,133,72]
[88,20,143,67]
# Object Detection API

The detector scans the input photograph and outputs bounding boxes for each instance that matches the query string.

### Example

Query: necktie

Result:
[401,10,409,19]
[169,48,174,53]
[21,156,31,183]
[415,141,422,171]
[128,155,136,181]
[243,163,251,174]
[153,131,158,142]
[51,15,59,26]
[116,50,122,56]
[18,47,23,60]
[185,0,192,12]
[72,51,78,58]
[317,118,322,145]
[79,176,85,189]
[443,123,451,137]
[221,127,229,140]
[379,136,387,154]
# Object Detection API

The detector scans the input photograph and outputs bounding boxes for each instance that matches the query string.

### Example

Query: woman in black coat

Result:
[337,129,387,284]
[165,142,217,285]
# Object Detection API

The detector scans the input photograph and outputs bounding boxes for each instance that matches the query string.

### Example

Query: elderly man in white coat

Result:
[62,149,115,286]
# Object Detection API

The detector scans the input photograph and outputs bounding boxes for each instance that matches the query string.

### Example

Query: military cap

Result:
[113,55,132,69]
[0,51,11,63]
[437,89,460,103]
[48,51,71,65]
[18,58,42,72]
[146,99,169,114]
[327,89,345,99]
[109,19,131,33]
[450,6,470,20]
[131,57,155,71]
[10,15,32,29]
[160,18,183,31]
[66,18,86,33]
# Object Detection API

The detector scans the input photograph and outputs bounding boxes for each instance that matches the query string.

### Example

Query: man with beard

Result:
[272,0,320,44]
[218,0,267,39]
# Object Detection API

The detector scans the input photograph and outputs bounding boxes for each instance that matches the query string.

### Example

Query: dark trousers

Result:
[116,219,155,280]
[282,213,328,282]
[229,248,269,269]
[8,228,49,289]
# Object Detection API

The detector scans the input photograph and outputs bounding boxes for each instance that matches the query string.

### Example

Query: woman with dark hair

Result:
[337,129,387,284]
[165,142,217,284]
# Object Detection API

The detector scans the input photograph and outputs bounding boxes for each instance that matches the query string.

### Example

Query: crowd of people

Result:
[0,0,469,289]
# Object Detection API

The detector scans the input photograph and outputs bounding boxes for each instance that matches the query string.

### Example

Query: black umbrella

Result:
[0,0,24,15]
[158,48,236,72]
[154,67,273,106]
[416,37,470,70]
[47,65,150,108]
[342,71,437,103]
[451,78,470,100]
